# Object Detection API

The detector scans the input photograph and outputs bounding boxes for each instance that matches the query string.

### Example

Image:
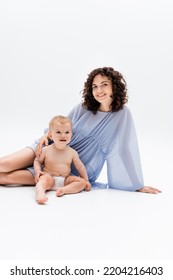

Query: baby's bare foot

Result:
[36,197,48,204]
[36,186,48,204]
[56,187,65,197]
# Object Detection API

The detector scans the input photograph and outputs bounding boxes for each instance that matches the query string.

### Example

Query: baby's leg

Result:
[56,175,87,197]
[36,173,54,204]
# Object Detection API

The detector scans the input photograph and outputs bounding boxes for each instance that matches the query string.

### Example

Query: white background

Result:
[0,0,172,268]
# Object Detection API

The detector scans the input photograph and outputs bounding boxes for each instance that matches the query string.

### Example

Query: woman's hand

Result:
[36,133,49,157]
[137,186,161,194]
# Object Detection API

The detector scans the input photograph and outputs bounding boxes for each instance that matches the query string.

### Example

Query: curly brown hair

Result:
[82,67,128,114]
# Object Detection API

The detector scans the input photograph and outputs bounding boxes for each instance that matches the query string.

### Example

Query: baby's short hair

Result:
[49,115,72,130]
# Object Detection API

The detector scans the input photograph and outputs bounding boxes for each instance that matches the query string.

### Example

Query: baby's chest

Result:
[46,150,73,165]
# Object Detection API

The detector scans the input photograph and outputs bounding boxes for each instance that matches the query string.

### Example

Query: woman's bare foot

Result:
[56,187,65,197]
[36,185,48,204]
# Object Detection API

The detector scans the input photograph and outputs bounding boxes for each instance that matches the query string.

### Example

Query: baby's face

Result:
[50,121,72,146]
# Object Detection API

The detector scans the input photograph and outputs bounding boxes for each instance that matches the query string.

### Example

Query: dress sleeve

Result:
[67,103,83,122]
[106,107,144,191]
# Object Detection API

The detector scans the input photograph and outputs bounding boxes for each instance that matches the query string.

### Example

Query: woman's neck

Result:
[98,104,111,112]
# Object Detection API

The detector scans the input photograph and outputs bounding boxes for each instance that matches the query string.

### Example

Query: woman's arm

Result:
[106,107,161,193]
[35,132,50,157]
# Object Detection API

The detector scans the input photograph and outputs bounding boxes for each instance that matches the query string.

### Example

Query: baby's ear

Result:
[48,131,52,140]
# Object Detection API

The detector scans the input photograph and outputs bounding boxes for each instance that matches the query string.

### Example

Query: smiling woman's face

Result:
[92,74,113,111]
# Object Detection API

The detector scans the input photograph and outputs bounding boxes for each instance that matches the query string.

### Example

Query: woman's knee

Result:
[0,172,15,185]
[0,148,35,172]
[0,158,12,172]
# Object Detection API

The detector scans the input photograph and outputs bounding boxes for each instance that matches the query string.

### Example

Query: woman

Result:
[0,67,160,193]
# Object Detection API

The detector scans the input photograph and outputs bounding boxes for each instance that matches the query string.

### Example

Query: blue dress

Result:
[67,103,144,191]
[29,103,144,191]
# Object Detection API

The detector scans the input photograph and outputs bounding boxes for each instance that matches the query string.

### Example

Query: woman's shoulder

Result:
[122,104,130,112]
[70,102,85,112]
[119,105,131,115]
[68,102,88,119]
[110,105,133,121]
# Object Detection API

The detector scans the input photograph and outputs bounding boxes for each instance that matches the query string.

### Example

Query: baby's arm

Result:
[72,151,88,180]
[72,151,91,191]
[34,152,45,183]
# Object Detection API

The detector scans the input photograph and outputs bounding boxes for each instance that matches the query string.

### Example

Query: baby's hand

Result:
[84,181,91,191]
[35,170,44,183]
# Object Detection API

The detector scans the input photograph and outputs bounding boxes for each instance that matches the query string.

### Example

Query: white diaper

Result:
[52,176,65,191]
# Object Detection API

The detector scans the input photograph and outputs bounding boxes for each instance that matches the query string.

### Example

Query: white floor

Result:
[0,184,172,261]
[0,136,172,261]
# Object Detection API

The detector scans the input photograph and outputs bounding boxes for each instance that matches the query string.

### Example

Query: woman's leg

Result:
[0,148,35,185]
[0,170,35,185]
[0,148,35,172]
[56,175,88,197]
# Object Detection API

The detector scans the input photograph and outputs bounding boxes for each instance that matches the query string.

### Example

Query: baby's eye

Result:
[56,131,61,134]
[65,131,70,134]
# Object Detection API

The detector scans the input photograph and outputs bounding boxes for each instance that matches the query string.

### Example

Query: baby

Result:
[34,115,91,204]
